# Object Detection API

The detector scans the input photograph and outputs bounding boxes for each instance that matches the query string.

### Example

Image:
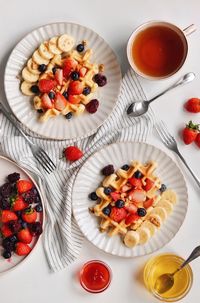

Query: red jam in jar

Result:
[79,260,112,293]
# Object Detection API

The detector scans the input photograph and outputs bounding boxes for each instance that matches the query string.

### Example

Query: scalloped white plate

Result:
[72,142,188,257]
[0,155,44,274]
[4,22,121,140]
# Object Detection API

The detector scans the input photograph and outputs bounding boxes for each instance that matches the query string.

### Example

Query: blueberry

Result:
[71,71,79,80]
[31,85,40,94]
[102,205,111,216]
[15,211,22,218]
[52,67,57,75]
[160,184,167,193]
[35,204,43,212]
[48,91,55,99]
[9,235,18,243]
[115,200,125,208]
[121,164,129,171]
[38,64,47,72]
[102,165,114,176]
[137,208,147,217]
[76,44,84,52]
[82,87,91,96]
[37,109,44,113]
[3,250,11,259]
[21,221,28,229]
[104,187,112,195]
[7,172,20,183]
[134,170,143,179]
[65,112,73,120]
[89,192,98,201]
[63,91,68,99]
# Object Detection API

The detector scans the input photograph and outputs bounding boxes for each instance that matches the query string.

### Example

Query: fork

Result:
[0,102,56,174]
[155,120,200,187]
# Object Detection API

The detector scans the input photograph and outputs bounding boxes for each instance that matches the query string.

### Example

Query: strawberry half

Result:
[185,98,200,113]
[41,93,53,109]
[110,191,121,201]
[68,95,81,104]
[143,178,154,191]
[68,81,83,95]
[64,146,83,161]
[22,208,37,223]
[38,79,55,93]
[125,213,140,225]
[143,198,154,209]
[79,67,87,77]
[12,196,28,211]
[128,177,142,189]
[182,121,199,145]
[1,210,18,223]
[63,58,78,77]
[15,242,31,256]
[55,69,63,85]
[17,180,33,194]
[110,207,127,223]
[54,92,67,111]
[18,228,33,244]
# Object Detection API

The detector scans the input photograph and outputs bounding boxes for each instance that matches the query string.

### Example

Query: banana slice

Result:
[141,220,156,236]
[32,50,49,65]
[124,230,139,247]
[161,190,177,204]
[33,96,42,109]
[22,67,39,83]
[48,37,62,55]
[148,214,162,228]
[157,199,173,214]
[39,42,54,60]
[27,59,40,75]
[137,227,151,244]
[150,207,168,221]
[57,34,75,52]
[21,81,35,96]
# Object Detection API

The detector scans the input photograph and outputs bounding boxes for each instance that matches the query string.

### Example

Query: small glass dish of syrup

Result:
[79,260,112,293]
[143,253,193,302]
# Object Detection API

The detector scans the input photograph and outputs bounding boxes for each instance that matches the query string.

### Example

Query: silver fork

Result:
[155,120,200,187]
[0,102,56,174]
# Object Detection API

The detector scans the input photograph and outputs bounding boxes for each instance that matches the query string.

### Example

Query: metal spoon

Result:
[127,72,195,117]
[154,245,200,294]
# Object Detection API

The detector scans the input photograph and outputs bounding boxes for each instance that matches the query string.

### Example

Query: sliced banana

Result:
[27,58,40,75]
[124,230,139,248]
[150,207,168,221]
[148,214,162,228]
[157,199,173,214]
[32,50,49,65]
[39,42,54,60]
[21,81,35,96]
[161,190,177,204]
[141,220,156,236]
[22,67,39,83]
[48,37,62,55]
[57,34,75,52]
[50,54,62,66]
[33,96,42,109]
[137,227,151,245]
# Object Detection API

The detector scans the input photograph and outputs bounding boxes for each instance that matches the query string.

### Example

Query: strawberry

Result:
[143,198,154,209]
[15,242,31,256]
[18,229,33,244]
[128,189,146,202]
[125,213,140,225]
[63,58,78,77]
[125,203,137,214]
[68,95,81,104]
[17,180,33,194]
[110,191,121,201]
[121,184,132,193]
[1,224,13,237]
[182,121,199,145]
[110,207,127,222]
[195,133,200,148]
[22,208,37,223]
[68,81,83,95]
[38,79,55,93]
[1,210,18,223]
[64,146,83,161]
[55,69,63,85]
[79,67,87,77]
[143,178,154,191]
[185,98,200,113]
[41,93,53,109]
[54,92,67,111]
[128,177,142,189]
[12,196,28,211]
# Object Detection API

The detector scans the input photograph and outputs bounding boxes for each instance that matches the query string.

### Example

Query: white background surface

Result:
[0,0,200,302]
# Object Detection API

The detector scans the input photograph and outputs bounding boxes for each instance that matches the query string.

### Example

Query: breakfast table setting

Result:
[0,0,200,302]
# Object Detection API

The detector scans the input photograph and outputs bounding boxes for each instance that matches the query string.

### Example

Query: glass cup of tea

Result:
[79,260,112,293]
[143,253,193,301]
[127,21,196,80]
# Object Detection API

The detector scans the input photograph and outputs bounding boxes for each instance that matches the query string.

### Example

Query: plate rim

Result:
[0,155,45,275]
[72,141,188,257]
[4,21,122,141]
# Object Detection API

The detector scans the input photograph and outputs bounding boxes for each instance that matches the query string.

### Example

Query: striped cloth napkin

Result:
[0,69,155,272]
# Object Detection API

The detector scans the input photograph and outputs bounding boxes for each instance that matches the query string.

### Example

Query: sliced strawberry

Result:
[17,180,33,194]
[64,146,83,161]
[15,242,31,256]
[1,210,18,223]
[143,179,154,191]
[128,189,146,202]
[1,224,13,237]
[68,95,82,104]
[143,198,154,209]
[22,208,37,223]
[41,93,53,109]
[121,184,132,193]
[38,79,55,93]
[68,81,83,95]
[55,69,63,85]
[125,213,140,225]
[63,58,78,77]
[110,191,121,201]
[110,207,127,222]
[128,177,142,189]
[125,203,137,214]
[79,67,87,77]
[18,228,33,244]
[54,92,67,111]
[12,196,28,211]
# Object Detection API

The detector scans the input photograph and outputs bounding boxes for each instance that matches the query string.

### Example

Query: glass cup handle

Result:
[183,24,197,36]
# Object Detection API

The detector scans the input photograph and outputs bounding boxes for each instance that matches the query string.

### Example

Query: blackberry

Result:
[29,222,43,236]
[137,208,147,217]
[2,238,15,251]
[104,187,112,195]
[21,221,28,229]
[7,172,20,183]
[8,220,21,233]
[0,197,10,210]
[115,200,125,208]
[0,183,12,198]
[9,235,18,243]
[82,87,91,96]
[89,192,98,201]
[31,85,40,94]
[102,205,111,216]
[76,44,84,52]
[121,164,130,171]
[102,165,114,176]
[22,187,40,204]
[134,170,143,179]
[160,184,167,193]
[85,99,99,114]
[38,64,47,72]
[93,74,107,87]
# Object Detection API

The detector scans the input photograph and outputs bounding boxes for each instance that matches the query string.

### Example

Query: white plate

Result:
[4,22,121,140]
[0,155,44,274]
[72,142,188,257]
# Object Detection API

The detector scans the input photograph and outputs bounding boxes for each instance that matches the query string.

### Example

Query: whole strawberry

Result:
[195,133,200,148]
[185,98,200,113]
[182,121,199,145]
[64,146,83,162]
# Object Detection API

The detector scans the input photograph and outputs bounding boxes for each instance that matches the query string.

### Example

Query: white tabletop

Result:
[0,0,200,302]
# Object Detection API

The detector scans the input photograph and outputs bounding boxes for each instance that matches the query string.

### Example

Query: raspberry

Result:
[7,172,20,183]
[102,165,114,176]
[85,99,99,114]
[94,74,107,87]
